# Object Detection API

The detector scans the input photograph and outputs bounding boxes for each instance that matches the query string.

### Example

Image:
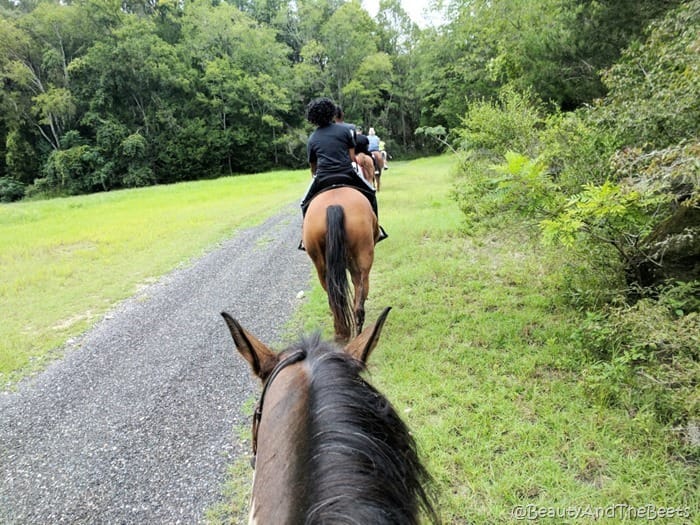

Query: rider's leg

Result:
[298,179,320,251]
[366,191,388,243]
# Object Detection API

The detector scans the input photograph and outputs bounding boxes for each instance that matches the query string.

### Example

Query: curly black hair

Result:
[306,97,336,127]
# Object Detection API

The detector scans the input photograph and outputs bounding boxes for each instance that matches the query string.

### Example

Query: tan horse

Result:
[355,152,375,188]
[220,308,438,524]
[371,150,385,191]
[302,186,379,342]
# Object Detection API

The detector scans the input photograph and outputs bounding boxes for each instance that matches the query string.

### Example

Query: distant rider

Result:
[367,127,381,174]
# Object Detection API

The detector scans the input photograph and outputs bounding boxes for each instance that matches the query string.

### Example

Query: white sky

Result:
[361,0,442,28]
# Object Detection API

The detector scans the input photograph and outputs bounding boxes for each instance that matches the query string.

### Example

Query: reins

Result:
[250,349,307,468]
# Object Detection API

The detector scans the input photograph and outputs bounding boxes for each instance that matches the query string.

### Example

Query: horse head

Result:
[221,307,438,524]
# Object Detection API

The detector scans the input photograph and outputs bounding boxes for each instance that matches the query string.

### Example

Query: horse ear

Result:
[345,307,391,363]
[221,312,278,381]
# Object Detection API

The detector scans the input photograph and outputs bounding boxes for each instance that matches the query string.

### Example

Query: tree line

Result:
[0,0,688,200]
[0,0,423,199]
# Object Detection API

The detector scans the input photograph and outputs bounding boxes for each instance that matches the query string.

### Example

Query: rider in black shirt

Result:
[354,127,370,156]
[300,97,387,245]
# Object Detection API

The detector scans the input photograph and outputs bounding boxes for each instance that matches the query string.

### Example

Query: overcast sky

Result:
[361,0,442,28]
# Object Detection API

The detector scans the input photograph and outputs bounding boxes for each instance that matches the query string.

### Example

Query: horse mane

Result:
[296,334,439,524]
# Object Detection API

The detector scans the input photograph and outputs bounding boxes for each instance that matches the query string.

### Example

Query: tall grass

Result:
[0,170,308,384]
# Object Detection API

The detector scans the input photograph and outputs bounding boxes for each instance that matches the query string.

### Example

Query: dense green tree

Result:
[0,2,98,191]
[372,0,421,151]
[68,15,190,187]
[321,1,377,106]
[180,0,293,171]
[413,0,684,131]
[596,0,699,149]
[0,4,84,153]
[374,0,416,56]
[342,52,391,125]
[286,0,344,60]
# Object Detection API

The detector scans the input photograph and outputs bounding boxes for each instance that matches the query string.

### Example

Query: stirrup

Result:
[376,226,388,243]
[297,240,306,251]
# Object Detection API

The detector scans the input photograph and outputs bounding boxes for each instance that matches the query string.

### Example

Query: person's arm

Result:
[349,148,357,164]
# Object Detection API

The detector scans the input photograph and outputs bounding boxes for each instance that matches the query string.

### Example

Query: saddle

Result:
[301,174,375,217]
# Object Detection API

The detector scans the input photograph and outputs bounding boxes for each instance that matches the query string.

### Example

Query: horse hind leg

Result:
[350,260,372,334]
[348,272,363,334]
[372,153,383,191]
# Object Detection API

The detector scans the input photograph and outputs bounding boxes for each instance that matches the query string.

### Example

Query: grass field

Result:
[0,170,308,385]
[3,159,697,523]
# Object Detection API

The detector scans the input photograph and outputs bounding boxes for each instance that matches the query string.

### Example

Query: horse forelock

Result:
[290,338,437,525]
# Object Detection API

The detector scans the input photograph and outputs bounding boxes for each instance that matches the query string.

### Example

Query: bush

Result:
[575,281,700,427]
[454,151,563,228]
[546,244,627,310]
[450,0,700,449]
[451,153,503,230]
[41,146,94,194]
[453,87,554,230]
[0,177,26,202]
[539,110,617,193]
[457,86,545,158]
[541,180,668,268]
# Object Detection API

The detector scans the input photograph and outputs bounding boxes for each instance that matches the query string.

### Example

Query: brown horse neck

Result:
[250,366,312,524]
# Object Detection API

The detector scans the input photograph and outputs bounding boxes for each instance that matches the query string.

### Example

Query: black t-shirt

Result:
[355,134,370,155]
[307,123,356,177]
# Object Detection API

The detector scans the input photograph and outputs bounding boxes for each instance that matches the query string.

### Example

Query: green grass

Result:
[0,170,308,385]
[3,158,697,523]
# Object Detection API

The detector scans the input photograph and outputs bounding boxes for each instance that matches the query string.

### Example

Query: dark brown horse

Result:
[371,150,385,191]
[302,186,379,343]
[221,308,438,525]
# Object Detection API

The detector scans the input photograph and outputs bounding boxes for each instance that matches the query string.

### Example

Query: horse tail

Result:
[325,205,354,340]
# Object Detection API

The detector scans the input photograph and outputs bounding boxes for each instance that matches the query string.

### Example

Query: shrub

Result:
[541,181,668,263]
[539,110,617,193]
[453,87,553,230]
[40,146,96,195]
[457,86,545,158]
[0,177,26,202]
[575,281,699,427]
[452,153,503,230]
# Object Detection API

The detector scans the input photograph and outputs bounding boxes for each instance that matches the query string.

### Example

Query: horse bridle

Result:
[250,349,307,468]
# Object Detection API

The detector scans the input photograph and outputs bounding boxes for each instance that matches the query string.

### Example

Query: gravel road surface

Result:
[0,204,312,524]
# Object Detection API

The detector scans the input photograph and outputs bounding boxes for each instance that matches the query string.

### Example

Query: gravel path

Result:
[0,204,312,524]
